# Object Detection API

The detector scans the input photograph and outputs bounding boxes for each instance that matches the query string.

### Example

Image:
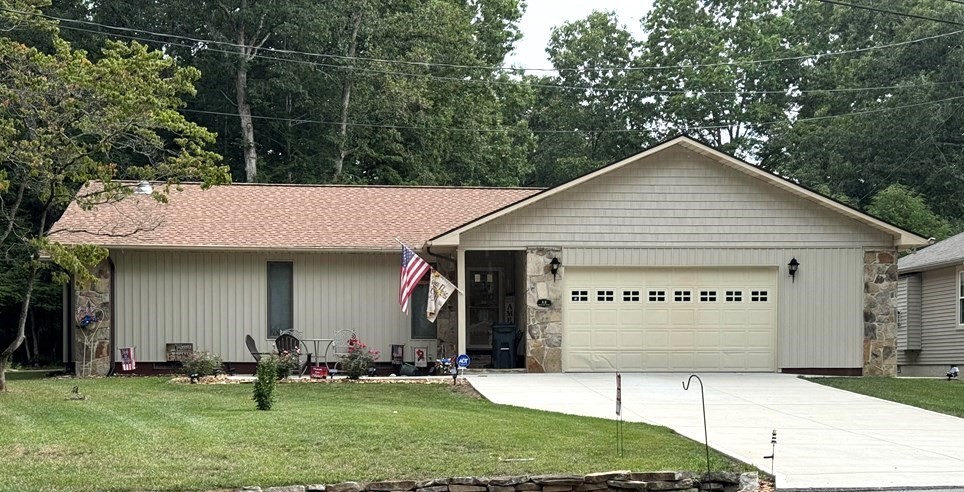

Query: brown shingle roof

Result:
[49,183,541,251]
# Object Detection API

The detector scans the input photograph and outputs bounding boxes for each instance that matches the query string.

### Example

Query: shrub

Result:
[276,348,302,379]
[253,355,278,411]
[180,351,222,376]
[339,338,379,379]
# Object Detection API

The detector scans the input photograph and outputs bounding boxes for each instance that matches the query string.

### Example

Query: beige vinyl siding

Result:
[911,266,964,364]
[897,274,922,357]
[460,147,893,250]
[564,247,864,369]
[112,250,421,363]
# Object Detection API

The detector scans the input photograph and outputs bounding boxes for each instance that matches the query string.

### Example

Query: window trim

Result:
[648,289,667,302]
[266,261,294,338]
[673,290,692,303]
[699,290,718,303]
[958,270,964,328]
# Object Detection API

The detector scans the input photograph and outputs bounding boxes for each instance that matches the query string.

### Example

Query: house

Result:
[51,136,927,376]
[897,231,964,376]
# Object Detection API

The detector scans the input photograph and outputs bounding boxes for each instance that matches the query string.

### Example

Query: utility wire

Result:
[181,95,964,134]
[52,23,964,98]
[818,0,964,27]
[6,6,964,73]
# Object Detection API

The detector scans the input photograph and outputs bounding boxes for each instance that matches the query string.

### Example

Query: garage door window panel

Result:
[751,290,769,302]
[623,290,640,302]
[699,290,717,302]
[725,290,743,302]
[597,290,614,302]
[674,290,691,302]
[648,290,666,302]
[571,290,589,302]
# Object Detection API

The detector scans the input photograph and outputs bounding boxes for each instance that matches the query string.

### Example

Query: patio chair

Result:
[245,334,270,363]
[327,329,357,376]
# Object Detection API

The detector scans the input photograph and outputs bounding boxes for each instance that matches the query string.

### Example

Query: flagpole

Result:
[395,237,464,295]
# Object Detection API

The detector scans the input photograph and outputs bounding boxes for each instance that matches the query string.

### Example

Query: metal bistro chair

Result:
[327,329,357,376]
[275,333,309,376]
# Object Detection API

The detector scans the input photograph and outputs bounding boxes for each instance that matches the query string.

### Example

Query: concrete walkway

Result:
[466,373,964,490]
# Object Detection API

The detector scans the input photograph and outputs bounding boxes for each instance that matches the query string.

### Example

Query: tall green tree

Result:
[867,184,952,241]
[638,0,803,156]
[764,0,964,221]
[0,3,229,391]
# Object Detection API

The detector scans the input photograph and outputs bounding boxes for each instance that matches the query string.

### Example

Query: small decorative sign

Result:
[310,366,329,379]
[537,298,553,308]
[165,343,193,362]
[616,373,622,416]
[456,354,471,368]
[414,346,428,368]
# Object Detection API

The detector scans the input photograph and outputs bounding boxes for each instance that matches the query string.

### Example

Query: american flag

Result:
[399,244,431,313]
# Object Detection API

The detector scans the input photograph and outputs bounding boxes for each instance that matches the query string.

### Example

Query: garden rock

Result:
[585,472,631,484]
[607,481,649,490]
[329,482,365,492]
[369,481,417,491]
[267,486,306,492]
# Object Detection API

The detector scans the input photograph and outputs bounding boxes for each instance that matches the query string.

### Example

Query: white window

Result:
[571,290,588,302]
[699,290,717,302]
[648,290,666,302]
[751,290,769,302]
[674,290,691,302]
[622,290,640,302]
[725,290,743,302]
[597,290,614,302]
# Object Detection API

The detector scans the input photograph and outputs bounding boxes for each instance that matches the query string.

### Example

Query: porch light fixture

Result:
[550,257,561,281]
[788,258,799,282]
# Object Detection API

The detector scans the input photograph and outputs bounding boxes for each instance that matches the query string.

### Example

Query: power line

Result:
[818,0,964,27]
[181,95,964,134]
[7,6,964,73]
[51,23,964,98]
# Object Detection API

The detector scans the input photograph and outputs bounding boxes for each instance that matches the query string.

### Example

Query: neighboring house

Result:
[897,231,964,376]
[51,136,927,376]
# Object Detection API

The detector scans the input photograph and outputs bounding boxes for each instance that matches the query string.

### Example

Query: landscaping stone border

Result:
[236,471,759,492]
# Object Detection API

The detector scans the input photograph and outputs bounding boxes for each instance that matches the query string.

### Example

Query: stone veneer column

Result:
[864,250,898,376]
[525,248,563,373]
[74,259,112,376]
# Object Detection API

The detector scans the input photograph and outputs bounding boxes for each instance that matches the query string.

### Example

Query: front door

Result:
[468,270,501,350]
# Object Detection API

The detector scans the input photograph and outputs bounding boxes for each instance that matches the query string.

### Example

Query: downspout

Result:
[425,241,456,264]
[107,256,116,376]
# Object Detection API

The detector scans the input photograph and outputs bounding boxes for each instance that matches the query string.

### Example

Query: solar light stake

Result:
[763,429,777,477]
[682,374,711,478]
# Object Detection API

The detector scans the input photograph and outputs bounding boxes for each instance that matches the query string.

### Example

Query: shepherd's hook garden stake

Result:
[682,374,710,477]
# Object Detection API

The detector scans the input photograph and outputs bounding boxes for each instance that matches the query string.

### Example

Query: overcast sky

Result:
[505,0,655,69]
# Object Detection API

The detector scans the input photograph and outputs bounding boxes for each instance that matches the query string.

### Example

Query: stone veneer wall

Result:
[74,259,112,376]
[864,250,898,376]
[237,471,759,492]
[525,248,563,373]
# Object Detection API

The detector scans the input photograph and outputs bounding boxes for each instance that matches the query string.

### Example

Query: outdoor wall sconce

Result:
[788,258,799,283]
[550,257,561,281]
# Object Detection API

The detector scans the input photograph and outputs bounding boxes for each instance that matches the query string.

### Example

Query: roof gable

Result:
[49,183,540,251]
[430,136,929,249]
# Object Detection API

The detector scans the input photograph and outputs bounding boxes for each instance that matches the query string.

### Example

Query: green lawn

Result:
[807,376,964,418]
[0,377,746,492]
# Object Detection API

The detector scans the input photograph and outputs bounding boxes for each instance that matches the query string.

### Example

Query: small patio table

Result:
[301,338,334,369]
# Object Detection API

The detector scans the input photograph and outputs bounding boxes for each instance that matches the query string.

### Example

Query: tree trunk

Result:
[29,306,38,363]
[236,26,258,183]
[0,264,37,392]
[333,12,363,182]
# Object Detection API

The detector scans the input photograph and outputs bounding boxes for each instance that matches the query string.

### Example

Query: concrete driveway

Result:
[466,373,964,490]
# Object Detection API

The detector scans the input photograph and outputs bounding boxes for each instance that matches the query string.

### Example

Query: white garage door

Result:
[564,268,777,372]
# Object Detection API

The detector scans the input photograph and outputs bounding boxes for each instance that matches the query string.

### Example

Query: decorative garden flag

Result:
[400,244,431,314]
[120,347,136,371]
[426,270,456,322]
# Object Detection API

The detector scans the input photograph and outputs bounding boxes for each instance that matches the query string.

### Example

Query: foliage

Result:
[338,337,379,379]
[0,6,229,391]
[807,377,964,419]
[275,348,302,380]
[867,184,953,241]
[253,355,278,410]
[0,378,746,491]
[180,351,223,377]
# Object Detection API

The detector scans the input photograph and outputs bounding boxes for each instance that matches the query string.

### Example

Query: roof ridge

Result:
[104,180,545,191]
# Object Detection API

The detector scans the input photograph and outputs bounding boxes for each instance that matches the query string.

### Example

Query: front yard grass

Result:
[807,376,964,418]
[0,377,746,492]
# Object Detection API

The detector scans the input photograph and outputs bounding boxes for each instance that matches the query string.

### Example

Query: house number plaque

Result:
[536,299,552,308]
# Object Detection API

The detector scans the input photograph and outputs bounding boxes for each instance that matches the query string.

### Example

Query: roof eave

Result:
[88,244,402,254]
